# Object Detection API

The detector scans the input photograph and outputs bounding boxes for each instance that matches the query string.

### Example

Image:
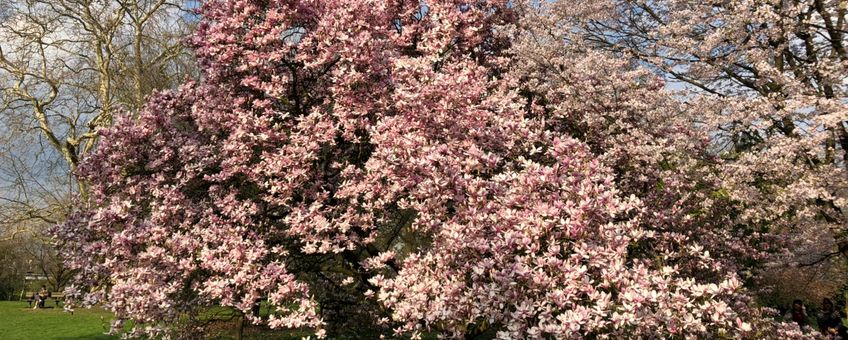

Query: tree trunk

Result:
[235,313,245,340]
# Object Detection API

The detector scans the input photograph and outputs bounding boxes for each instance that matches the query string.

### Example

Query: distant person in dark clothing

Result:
[817,298,844,338]
[786,299,809,327]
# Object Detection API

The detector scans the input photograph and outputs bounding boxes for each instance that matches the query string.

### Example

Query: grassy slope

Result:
[0,301,117,340]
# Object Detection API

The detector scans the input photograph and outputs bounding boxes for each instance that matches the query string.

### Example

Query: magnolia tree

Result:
[54,0,817,338]
[577,0,848,269]
[524,0,848,316]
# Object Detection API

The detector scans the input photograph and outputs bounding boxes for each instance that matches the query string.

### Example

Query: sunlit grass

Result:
[0,300,316,339]
[0,300,117,340]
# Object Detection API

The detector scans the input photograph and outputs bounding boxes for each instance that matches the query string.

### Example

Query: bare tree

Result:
[0,0,196,286]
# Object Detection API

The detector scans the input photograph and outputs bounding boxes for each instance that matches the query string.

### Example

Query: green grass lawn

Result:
[0,301,117,340]
[0,300,314,339]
